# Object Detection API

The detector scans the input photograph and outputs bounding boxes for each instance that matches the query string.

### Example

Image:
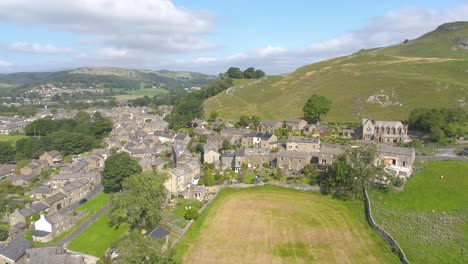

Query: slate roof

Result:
[145,226,170,240]
[61,179,88,192]
[377,144,415,156]
[260,120,282,127]
[33,230,51,237]
[0,238,32,262]
[44,192,67,205]
[276,150,311,159]
[26,246,85,264]
[287,136,318,144]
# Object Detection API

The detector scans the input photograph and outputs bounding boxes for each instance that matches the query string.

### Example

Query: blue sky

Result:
[0,0,466,74]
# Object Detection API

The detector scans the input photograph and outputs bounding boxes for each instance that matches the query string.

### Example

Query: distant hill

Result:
[0,67,216,93]
[204,22,468,122]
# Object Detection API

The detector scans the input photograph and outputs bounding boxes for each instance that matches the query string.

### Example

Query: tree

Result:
[0,226,8,241]
[303,94,332,123]
[114,232,176,264]
[109,172,166,229]
[0,142,15,164]
[238,115,250,127]
[222,139,232,150]
[226,67,243,78]
[303,163,318,184]
[254,69,266,78]
[322,144,385,199]
[184,208,199,220]
[243,67,256,79]
[103,152,142,193]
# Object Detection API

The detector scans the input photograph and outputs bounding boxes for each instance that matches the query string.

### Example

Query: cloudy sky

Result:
[0,0,467,74]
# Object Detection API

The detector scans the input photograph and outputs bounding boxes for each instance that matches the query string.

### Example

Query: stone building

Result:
[361,118,411,143]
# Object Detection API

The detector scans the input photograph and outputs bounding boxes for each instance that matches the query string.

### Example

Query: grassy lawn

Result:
[24,192,109,247]
[75,192,109,214]
[0,135,29,146]
[177,186,398,263]
[113,88,169,100]
[369,161,468,263]
[68,212,130,257]
[172,197,202,219]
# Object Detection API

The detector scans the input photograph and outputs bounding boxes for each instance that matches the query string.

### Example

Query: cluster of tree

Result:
[129,94,176,108]
[0,104,37,117]
[0,181,25,218]
[408,107,467,143]
[303,94,332,123]
[102,152,142,193]
[236,115,261,129]
[107,232,176,264]
[321,144,386,200]
[166,75,233,129]
[14,112,112,160]
[0,142,15,164]
[226,67,266,79]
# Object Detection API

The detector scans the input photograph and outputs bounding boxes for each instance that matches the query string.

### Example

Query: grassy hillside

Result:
[204,22,468,122]
[370,161,468,263]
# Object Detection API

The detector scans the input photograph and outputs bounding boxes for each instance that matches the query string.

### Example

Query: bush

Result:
[0,226,8,241]
[184,208,199,220]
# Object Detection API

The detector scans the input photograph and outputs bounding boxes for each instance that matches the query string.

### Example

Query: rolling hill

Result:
[0,67,215,93]
[204,22,468,122]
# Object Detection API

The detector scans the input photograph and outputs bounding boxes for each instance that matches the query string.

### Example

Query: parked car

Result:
[78,198,88,205]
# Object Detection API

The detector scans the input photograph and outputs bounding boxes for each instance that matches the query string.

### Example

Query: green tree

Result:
[0,226,8,241]
[103,152,142,193]
[243,67,256,79]
[322,144,384,199]
[254,69,266,78]
[226,67,243,78]
[303,94,332,123]
[303,163,318,184]
[238,115,250,127]
[114,232,176,264]
[109,171,166,228]
[0,142,15,164]
[222,140,232,150]
[75,111,91,124]
[184,208,199,220]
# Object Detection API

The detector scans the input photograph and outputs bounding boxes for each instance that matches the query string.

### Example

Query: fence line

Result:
[363,187,410,264]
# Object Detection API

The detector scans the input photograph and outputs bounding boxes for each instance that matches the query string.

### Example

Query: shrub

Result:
[184,208,199,220]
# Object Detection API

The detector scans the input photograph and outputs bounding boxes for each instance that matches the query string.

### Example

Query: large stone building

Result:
[286,136,320,153]
[361,118,411,143]
[275,150,312,172]
[376,144,415,177]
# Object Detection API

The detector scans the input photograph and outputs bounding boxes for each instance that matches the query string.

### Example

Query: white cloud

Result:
[100,48,128,58]
[7,42,73,54]
[255,45,287,57]
[0,60,13,67]
[0,0,215,53]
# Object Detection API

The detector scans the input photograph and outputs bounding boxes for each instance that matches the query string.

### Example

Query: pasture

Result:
[369,161,468,263]
[179,186,397,263]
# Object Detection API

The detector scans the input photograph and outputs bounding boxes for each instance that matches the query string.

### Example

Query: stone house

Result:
[85,155,105,171]
[25,246,85,264]
[0,238,32,264]
[0,164,15,179]
[60,179,91,205]
[9,202,49,232]
[174,134,191,147]
[154,131,175,144]
[20,160,48,177]
[275,150,312,172]
[376,144,415,177]
[341,128,356,138]
[44,192,68,213]
[203,144,220,164]
[361,118,411,143]
[32,213,73,243]
[240,133,277,149]
[234,148,271,172]
[286,136,320,153]
[221,152,235,171]
[206,135,226,150]
[190,119,208,128]
[258,120,283,133]
[285,118,307,131]
[315,145,344,167]
[165,160,201,195]
[302,124,316,135]
[139,156,166,172]
[143,120,168,133]
[39,150,62,166]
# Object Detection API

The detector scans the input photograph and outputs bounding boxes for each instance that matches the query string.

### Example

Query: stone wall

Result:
[415,155,468,163]
[363,187,410,264]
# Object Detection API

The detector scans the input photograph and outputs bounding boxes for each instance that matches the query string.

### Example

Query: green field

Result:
[0,135,29,146]
[112,88,169,100]
[204,22,468,122]
[369,161,468,263]
[178,186,398,263]
[0,83,15,88]
[68,212,130,257]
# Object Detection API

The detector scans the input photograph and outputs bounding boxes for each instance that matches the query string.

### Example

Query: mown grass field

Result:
[68,212,129,257]
[0,135,29,146]
[178,186,398,264]
[369,161,468,263]
[204,23,468,122]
